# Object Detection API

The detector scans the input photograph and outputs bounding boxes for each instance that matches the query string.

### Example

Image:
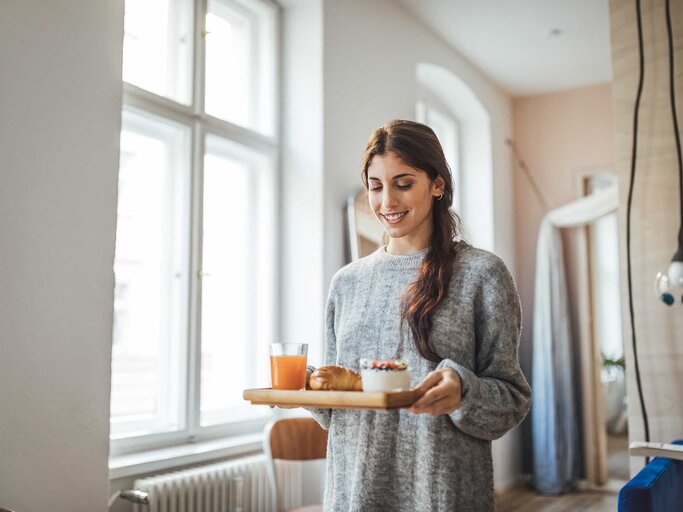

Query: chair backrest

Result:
[263,417,328,511]
[267,417,328,461]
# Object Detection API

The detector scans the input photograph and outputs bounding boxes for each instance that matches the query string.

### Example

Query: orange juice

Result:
[270,355,307,390]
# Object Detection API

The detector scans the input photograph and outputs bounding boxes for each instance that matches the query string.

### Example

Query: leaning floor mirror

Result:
[346,188,385,261]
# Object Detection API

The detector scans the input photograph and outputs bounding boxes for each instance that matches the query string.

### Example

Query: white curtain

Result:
[531,186,618,494]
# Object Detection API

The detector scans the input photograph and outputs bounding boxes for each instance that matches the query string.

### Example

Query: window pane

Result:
[111,110,190,438]
[204,0,276,135]
[123,0,194,104]
[200,137,273,426]
[426,106,461,213]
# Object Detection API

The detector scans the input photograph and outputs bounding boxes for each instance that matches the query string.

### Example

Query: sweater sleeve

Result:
[304,278,339,430]
[438,256,531,441]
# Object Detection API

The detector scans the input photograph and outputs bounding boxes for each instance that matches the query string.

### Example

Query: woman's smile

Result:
[381,211,408,224]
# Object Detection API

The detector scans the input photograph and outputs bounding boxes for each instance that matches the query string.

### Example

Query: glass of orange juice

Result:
[269,343,308,390]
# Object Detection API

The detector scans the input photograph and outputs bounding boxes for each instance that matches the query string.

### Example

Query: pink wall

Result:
[512,82,615,392]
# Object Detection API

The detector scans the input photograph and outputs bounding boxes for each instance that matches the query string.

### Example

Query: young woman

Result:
[308,120,531,511]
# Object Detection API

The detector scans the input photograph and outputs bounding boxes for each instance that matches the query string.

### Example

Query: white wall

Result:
[0,1,123,510]
[319,0,520,492]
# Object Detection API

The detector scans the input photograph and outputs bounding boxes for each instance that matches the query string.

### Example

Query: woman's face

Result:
[367,151,444,250]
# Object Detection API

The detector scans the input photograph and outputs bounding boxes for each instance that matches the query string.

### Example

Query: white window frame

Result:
[111,107,192,441]
[111,0,281,458]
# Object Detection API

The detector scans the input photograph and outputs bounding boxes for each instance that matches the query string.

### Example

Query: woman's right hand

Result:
[408,368,462,416]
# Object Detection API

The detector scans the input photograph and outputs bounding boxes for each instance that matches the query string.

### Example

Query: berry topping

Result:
[366,359,407,371]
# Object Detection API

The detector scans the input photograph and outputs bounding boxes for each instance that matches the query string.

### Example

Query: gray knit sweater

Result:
[307,243,531,511]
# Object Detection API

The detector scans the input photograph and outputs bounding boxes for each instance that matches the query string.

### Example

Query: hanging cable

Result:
[626,0,650,463]
[665,0,683,264]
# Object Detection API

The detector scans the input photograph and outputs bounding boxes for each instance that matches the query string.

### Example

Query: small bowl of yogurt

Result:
[359,359,411,392]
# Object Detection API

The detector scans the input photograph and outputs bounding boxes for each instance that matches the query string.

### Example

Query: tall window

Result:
[416,98,462,213]
[111,0,278,454]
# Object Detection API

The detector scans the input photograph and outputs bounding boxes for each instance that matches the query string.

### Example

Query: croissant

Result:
[309,365,363,391]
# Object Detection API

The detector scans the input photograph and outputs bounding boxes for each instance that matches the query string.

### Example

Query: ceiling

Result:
[394,0,612,97]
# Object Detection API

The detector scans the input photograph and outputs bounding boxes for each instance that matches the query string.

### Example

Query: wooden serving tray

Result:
[243,388,421,410]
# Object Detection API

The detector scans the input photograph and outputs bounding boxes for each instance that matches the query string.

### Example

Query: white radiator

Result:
[131,455,310,512]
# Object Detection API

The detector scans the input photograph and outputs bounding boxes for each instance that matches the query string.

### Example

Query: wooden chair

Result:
[263,417,328,512]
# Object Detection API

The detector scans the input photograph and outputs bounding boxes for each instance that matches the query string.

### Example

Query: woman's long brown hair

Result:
[361,120,463,362]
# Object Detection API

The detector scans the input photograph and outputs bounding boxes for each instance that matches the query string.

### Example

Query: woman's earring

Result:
[435,191,444,201]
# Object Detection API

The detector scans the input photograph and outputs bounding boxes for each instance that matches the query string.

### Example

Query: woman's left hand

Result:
[408,368,462,416]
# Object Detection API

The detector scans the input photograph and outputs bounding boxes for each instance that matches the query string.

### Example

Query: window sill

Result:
[109,433,264,480]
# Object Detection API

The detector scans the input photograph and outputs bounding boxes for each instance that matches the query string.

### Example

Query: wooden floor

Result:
[497,486,618,512]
